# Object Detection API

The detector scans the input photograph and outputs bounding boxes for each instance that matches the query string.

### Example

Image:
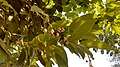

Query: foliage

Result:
[0,0,120,67]
[110,53,120,67]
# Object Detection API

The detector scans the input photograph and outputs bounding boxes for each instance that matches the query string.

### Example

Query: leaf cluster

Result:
[0,0,120,67]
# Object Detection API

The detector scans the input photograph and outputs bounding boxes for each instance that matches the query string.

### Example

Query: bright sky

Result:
[65,48,111,67]
[37,47,114,67]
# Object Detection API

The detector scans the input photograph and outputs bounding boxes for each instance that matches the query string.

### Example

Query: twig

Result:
[88,56,93,67]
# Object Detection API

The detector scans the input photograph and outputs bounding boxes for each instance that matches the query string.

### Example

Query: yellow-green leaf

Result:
[81,40,117,51]
[54,46,68,67]
[70,0,76,5]
[30,5,48,17]
[79,45,93,58]
[112,25,120,35]
[75,46,85,59]
[105,23,110,35]
[0,40,10,56]
[0,48,7,63]
[70,14,95,41]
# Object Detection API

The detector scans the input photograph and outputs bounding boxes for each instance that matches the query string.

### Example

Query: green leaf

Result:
[50,16,61,21]
[42,0,49,3]
[63,3,72,12]
[70,14,95,41]
[32,34,51,49]
[52,20,67,28]
[0,48,7,63]
[81,40,117,51]
[45,0,55,8]
[30,65,37,67]
[65,44,76,53]
[66,12,78,18]
[37,34,50,42]
[112,25,120,35]
[54,46,68,67]
[70,17,81,32]
[30,5,48,16]
[61,0,67,5]
[31,38,45,50]
[45,60,52,67]
[75,46,85,59]
[1,0,17,15]
[66,43,80,57]
[47,5,56,15]
[106,0,114,4]
[79,45,93,58]
[56,5,63,12]
[53,0,62,5]
[82,32,99,40]
[105,23,110,35]
[18,49,26,65]
[47,38,58,46]
[0,40,10,56]
[70,0,76,5]
[91,0,103,3]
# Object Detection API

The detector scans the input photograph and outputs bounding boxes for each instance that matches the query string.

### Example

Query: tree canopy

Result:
[0,0,120,67]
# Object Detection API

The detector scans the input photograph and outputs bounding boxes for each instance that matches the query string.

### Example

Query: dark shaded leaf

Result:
[50,16,61,21]
[61,0,67,5]
[63,3,72,12]
[75,46,85,59]
[79,45,93,58]
[0,48,7,63]
[65,43,80,57]
[54,46,68,67]
[53,0,62,5]
[34,0,45,8]
[6,0,21,13]
[30,65,36,67]
[47,5,56,15]
[18,49,26,65]
[70,0,76,5]
[0,40,10,56]
[65,44,76,53]
[56,5,63,12]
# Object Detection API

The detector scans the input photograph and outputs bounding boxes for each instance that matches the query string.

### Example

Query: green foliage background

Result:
[0,0,120,67]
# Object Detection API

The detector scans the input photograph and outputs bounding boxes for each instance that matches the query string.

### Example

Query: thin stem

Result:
[88,56,93,67]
